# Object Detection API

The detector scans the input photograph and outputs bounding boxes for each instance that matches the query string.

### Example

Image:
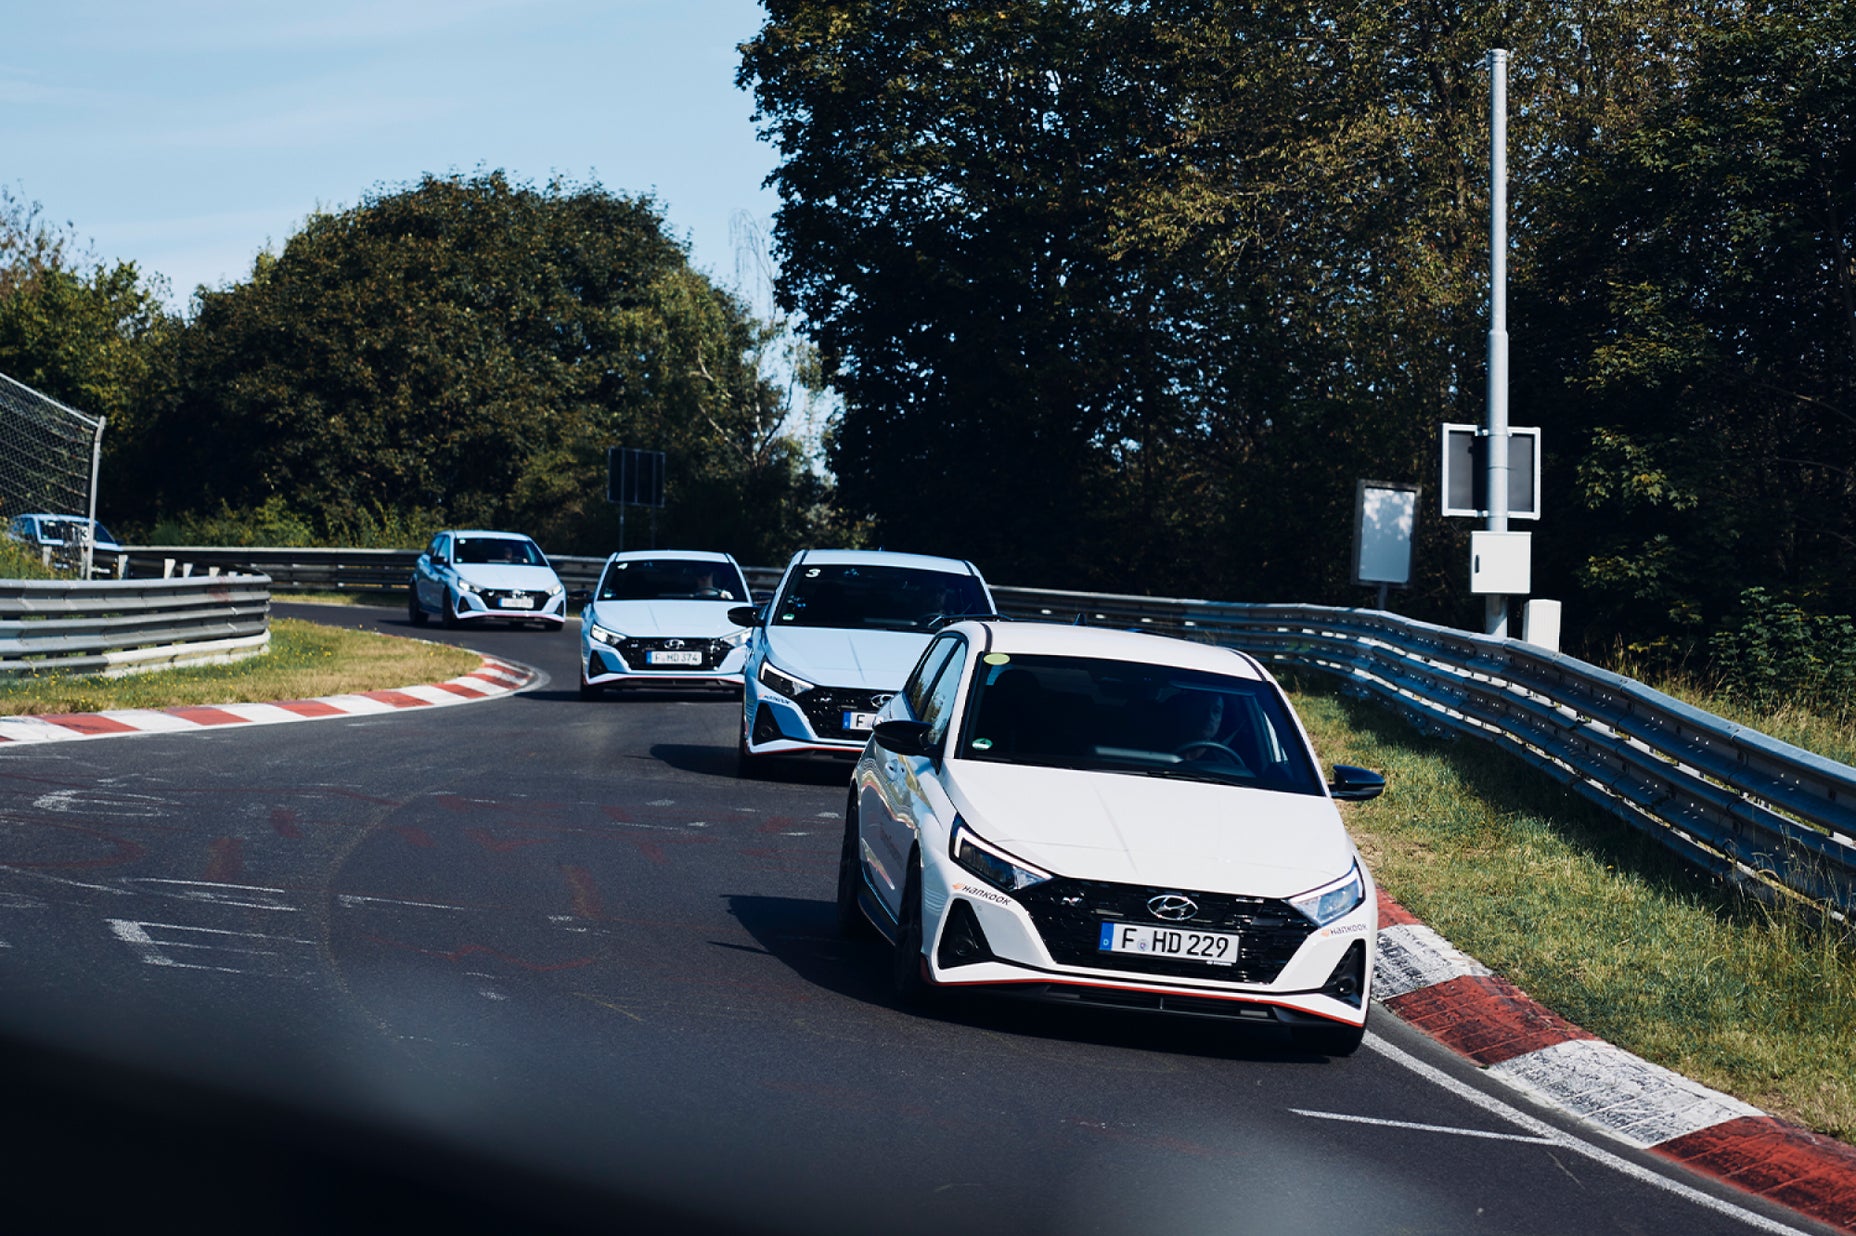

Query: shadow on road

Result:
[723,893,1320,1064]
[650,744,854,786]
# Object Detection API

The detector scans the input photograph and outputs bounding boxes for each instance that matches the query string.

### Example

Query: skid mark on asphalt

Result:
[561,865,603,919]
[358,933,598,972]
[204,837,244,882]
[127,878,300,912]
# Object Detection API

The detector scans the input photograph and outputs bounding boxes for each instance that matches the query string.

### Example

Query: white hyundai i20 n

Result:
[840,619,1385,1055]
[730,549,993,775]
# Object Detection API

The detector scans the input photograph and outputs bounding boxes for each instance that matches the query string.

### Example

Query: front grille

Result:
[796,687,893,741]
[616,637,729,672]
[1015,878,1315,984]
[480,589,550,611]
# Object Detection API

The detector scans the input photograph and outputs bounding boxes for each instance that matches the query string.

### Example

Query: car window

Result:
[956,654,1324,795]
[430,534,450,560]
[455,537,544,566]
[598,559,745,602]
[919,641,969,747]
[772,564,987,631]
[902,637,961,718]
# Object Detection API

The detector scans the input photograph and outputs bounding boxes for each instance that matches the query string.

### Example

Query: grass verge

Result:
[1286,672,1856,1141]
[0,617,483,716]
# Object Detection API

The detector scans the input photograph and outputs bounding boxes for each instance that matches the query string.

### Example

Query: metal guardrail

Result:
[117,547,1855,911]
[0,575,271,675]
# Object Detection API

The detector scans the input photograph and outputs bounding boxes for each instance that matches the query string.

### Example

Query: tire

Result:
[836,797,872,938]
[736,726,766,779]
[578,677,604,701]
[442,591,461,629]
[407,587,428,627]
[1295,1014,1367,1057]
[891,857,933,1006]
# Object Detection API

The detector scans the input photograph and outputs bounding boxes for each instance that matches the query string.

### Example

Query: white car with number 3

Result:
[730,549,994,775]
[839,620,1385,1055]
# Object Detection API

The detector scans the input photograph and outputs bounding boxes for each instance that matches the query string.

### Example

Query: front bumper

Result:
[582,637,747,687]
[741,679,889,757]
[455,588,566,623]
[909,853,1374,1029]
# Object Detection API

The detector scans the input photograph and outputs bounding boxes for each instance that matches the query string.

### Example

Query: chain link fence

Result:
[0,371,106,575]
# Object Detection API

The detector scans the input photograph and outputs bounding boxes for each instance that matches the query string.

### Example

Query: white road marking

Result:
[107,919,316,975]
[1364,1033,1812,1234]
[1373,923,1492,997]
[30,788,175,817]
[1291,1108,1558,1144]
[647,799,676,807]
[128,879,299,911]
[337,893,470,911]
[1488,1039,1763,1148]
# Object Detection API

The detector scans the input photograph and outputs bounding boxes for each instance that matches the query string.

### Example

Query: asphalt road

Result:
[0,602,1833,1235]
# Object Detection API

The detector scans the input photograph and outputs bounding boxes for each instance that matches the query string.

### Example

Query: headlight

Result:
[758,662,814,698]
[721,628,752,648]
[1290,863,1365,926]
[546,583,564,597]
[454,578,480,595]
[587,622,623,646]
[951,819,1051,892]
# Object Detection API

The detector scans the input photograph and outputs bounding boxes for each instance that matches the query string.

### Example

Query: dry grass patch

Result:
[1286,674,1856,1141]
[0,617,483,715]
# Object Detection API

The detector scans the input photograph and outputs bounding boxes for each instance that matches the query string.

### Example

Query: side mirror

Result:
[430,553,447,566]
[727,605,762,629]
[872,719,934,757]
[1328,765,1385,802]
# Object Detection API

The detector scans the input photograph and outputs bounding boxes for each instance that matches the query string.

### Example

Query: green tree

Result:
[1521,3,1856,651]
[147,170,823,559]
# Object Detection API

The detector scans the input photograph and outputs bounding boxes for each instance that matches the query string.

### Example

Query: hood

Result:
[451,563,561,591]
[587,599,747,639]
[944,761,1354,898]
[762,627,930,691]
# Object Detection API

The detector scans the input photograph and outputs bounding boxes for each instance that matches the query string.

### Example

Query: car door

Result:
[868,634,970,922]
[416,534,450,610]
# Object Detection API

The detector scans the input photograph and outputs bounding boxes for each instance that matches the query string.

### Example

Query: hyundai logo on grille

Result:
[1147,894,1198,922]
[869,692,893,710]
[664,638,685,649]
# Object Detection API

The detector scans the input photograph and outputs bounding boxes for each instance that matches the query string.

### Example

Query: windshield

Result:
[955,653,1324,795]
[772,563,988,631]
[454,536,546,566]
[598,558,745,601]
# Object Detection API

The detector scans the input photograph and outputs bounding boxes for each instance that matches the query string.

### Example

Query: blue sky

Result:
[6,0,782,313]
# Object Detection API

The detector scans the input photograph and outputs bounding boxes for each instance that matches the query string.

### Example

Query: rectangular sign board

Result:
[607,447,666,508]
[1352,480,1419,588]
[1441,424,1539,519]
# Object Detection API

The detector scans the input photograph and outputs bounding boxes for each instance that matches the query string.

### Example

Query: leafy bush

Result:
[1707,588,1856,717]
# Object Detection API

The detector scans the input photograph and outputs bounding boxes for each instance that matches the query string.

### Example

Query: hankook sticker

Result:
[954,883,1012,906]
[1323,922,1369,937]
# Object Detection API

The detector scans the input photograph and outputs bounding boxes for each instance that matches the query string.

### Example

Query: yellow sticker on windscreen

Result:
[982,653,1010,665]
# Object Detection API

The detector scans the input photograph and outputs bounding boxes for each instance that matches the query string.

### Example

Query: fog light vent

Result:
[936,898,993,968]
[1322,939,1367,1008]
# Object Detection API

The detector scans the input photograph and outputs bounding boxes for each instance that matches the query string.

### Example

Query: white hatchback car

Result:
[408,529,566,631]
[730,549,994,775]
[578,550,754,698]
[840,620,1384,1055]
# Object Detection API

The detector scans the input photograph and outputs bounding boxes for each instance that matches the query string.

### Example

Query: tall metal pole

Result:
[1485,49,1511,637]
[83,416,105,580]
